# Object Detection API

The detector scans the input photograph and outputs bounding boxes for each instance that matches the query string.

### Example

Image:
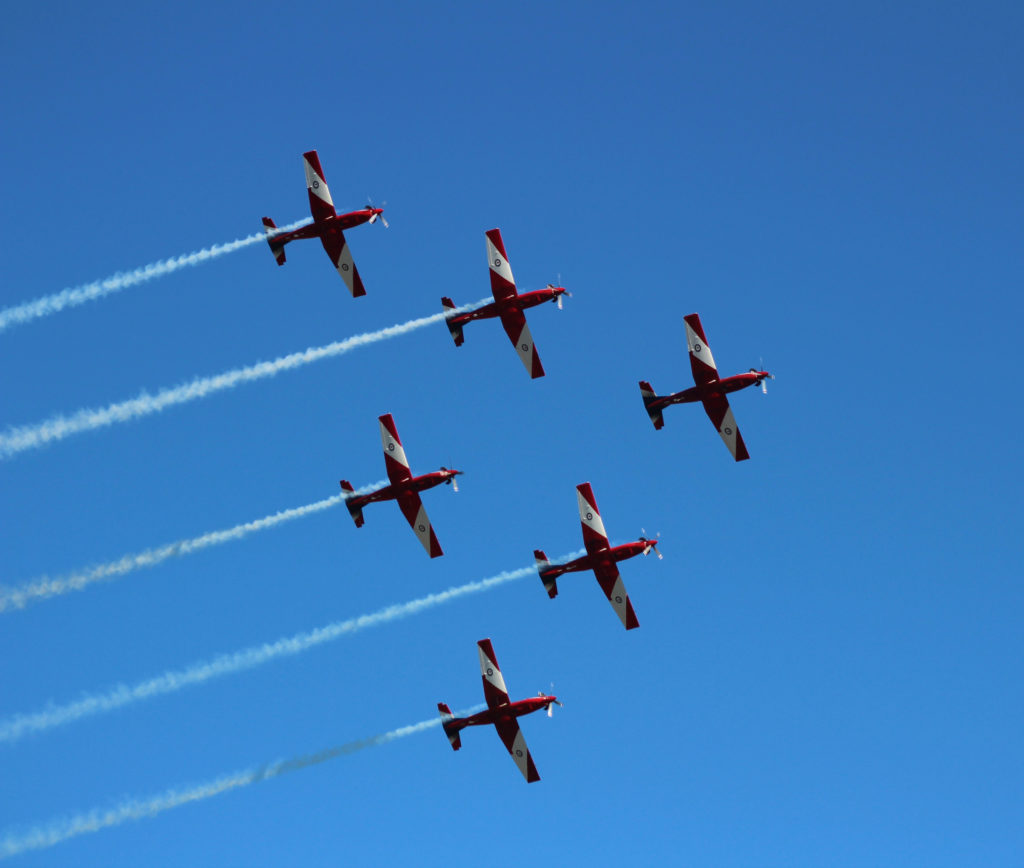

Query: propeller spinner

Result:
[640,528,663,559]
[366,197,389,228]
[440,466,460,492]
[538,686,563,717]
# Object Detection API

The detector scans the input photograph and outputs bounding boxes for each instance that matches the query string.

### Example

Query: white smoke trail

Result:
[0,299,486,462]
[0,219,311,334]
[0,707,485,860]
[0,480,387,614]
[0,553,580,745]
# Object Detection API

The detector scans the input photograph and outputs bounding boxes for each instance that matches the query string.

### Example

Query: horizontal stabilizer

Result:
[441,297,465,346]
[262,217,287,266]
[638,381,664,430]
[437,702,462,750]
[339,480,364,527]
[534,549,559,599]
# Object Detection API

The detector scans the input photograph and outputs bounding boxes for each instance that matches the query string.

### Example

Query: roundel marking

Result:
[494,257,502,267]
[417,524,426,532]
[615,595,623,604]
[312,180,320,189]
[387,443,395,451]
[724,426,733,435]
[694,343,702,353]
[341,263,349,271]
[520,343,529,351]
[585,512,593,520]
[515,749,524,757]
[486,667,493,676]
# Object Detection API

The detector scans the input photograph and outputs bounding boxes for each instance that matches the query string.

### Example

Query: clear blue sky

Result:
[1,1,1022,864]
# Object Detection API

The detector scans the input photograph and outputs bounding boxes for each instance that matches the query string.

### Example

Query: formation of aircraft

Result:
[339,414,461,558]
[438,639,560,783]
[441,228,568,378]
[261,149,386,297]
[255,151,776,783]
[638,313,773,461]
[534,483,660,630]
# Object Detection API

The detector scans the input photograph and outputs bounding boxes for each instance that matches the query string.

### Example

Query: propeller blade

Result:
[557,294,563,310]
[452,476,459,493]
[380,214,389,229]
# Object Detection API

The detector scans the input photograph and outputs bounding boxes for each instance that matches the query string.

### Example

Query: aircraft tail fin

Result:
[262,217,287,266]
[339,480,365,528]
[638,380,665,430]
[534,549,559,599]
[441,297,465,346]
[437,702,462,750]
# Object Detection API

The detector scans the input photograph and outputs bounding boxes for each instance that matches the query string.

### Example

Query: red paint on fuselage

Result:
[348,469,461,508]
[543,539,656,579]
[453,695,558,731]
[276,208,382,246]
[450,286,567,327]
[652,371,771,410]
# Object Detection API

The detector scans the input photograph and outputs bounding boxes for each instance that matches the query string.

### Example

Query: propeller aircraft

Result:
[261,149,386,297]
[438,639,560,783]
[534,483,660,630]
[639,313,773,461]
[339,414,461,558]
[441,228,568,378]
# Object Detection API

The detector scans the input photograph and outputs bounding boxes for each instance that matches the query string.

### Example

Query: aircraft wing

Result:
[477,639,511,709]
[499,306,545,378]
[576,483,610,556]
[485,228,518,304]
[701,392,750,462]
[395,490,443,558]
[684,313,720,387]
[319,227,366,297]
[379,414,413,484]
[593,562,640,630]
[302,150,338,224]
[493,717,541,783]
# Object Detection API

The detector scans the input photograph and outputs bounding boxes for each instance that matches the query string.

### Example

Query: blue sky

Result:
[1,1,1022,864]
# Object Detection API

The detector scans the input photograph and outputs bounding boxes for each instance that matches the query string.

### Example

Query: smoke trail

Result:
[0,219,311,334]
[0,480,387,613]
[0,300,486,462]
[0,553,581,745]
[0,707,485,860]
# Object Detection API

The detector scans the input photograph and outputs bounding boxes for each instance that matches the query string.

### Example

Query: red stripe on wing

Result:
[684,313,719,387]
[320,228,366,297]
[486,228,518,303]
[701,393,750,462]
[494,718,541,783]
[303,150,337,224]
[576,483,610,555]
[396,491,443,558]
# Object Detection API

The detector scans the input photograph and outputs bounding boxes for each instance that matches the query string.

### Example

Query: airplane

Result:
[441,228,568,378]
[261,149,386,297]
[339,414,461,558]
[639,313,773,462]
[534,483,660,630]
[438,639,560,783]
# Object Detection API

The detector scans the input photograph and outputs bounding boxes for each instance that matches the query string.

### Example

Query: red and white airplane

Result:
[639,313,773,462]
[261,149,386,297]
[339,414,461,558]
[438,639,560,783]
[441,228,568,379]
[534,483,660,631]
